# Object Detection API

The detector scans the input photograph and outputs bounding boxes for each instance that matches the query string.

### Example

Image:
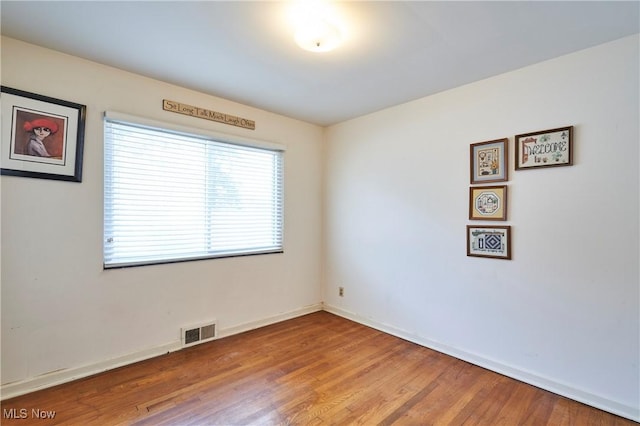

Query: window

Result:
[104,112,284,268]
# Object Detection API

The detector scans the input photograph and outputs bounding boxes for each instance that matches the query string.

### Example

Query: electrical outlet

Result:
[339,287,344,297]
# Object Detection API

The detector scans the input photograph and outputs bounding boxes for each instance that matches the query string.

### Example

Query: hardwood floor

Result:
[1,311,635,425]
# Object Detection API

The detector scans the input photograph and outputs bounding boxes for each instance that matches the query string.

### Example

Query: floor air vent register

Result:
[181,320,217,348]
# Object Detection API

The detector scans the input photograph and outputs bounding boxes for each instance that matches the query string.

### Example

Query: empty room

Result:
[1,1,638,424]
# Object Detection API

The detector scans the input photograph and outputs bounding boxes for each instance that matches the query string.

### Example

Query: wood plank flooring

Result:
[1,311,636,425]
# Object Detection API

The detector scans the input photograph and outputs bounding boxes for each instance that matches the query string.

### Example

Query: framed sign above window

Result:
[0,86,86,182]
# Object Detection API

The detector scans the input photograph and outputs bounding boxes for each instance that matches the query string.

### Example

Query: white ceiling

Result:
[1,1,638,126]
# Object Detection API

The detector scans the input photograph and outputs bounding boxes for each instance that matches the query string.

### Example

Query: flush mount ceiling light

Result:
[290,1,344,53]
[294,18,342,52]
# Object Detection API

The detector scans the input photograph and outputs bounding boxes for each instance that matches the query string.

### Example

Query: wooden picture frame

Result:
[470,138,508,184]
[467,225,511,260]
[515,126,573,170]
[469,185,507,221]
[1,86,86,182]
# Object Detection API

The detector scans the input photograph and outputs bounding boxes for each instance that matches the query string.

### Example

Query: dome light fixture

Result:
[290,1,344,53]
[295,18,342,52]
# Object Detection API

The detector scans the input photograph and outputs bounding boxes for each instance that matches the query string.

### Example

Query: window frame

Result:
[103,111,285,269]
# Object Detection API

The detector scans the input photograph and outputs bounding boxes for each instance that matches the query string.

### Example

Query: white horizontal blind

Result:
[104,117,284,268]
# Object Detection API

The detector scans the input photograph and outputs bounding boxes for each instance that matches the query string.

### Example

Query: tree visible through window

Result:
[104,115,284,268]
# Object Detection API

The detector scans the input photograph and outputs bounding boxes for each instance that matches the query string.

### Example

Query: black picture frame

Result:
[1,86,86,182]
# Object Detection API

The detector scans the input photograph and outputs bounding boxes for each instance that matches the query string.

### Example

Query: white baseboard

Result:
[219,303,323,338]
[323,304,639,423]
[1,303,323,401]
[1,341,181,401]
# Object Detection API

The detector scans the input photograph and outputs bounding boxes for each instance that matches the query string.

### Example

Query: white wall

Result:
[324,35,639,420]
[1,37,324,394]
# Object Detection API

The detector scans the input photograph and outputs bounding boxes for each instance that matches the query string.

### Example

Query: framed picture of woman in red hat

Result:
[1,86,86,182]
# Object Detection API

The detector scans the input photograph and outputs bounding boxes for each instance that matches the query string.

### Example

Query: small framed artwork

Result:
[515,126,573,170]
[469,185,507,221]
[470,138,508,184]
[1,86,86,182]
[467,225,511,260]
